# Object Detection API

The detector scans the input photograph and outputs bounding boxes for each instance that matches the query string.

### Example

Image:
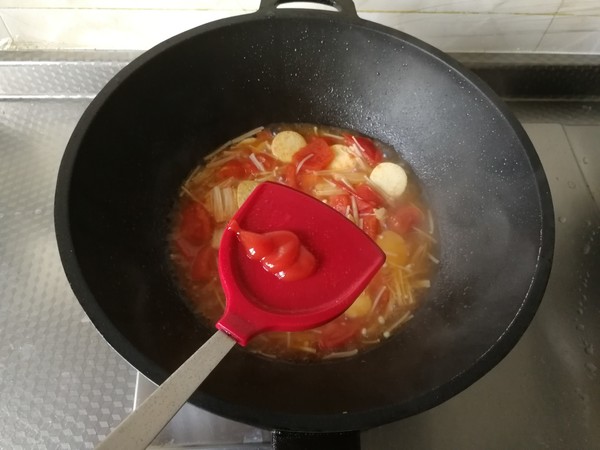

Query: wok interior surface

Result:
[55,10,553,431]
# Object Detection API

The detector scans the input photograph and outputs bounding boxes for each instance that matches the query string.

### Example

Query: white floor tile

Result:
[558,0,600,16]
[360,12,552,52]
[0,1,256,10]
[537,15,600,54]
[0,15,11,49]
[355,0,560,14]
[0,8,241,49]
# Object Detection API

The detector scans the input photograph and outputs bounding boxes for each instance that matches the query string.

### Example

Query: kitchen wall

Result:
[0,0,598,53]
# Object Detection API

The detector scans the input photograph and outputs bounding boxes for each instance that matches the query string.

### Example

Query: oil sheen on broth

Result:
[169,124,438,361]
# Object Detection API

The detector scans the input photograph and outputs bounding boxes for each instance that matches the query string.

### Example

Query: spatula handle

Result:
[96,330,236,450]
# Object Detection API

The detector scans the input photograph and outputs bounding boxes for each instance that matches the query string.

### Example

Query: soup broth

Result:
[169,124,437,361]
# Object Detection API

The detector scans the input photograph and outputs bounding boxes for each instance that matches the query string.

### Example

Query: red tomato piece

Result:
[386,205,424,235]
[217,159,247,180]
[345,134,383,166]
[329,180,375,213]
[328,194,351,215]
[256,129,274,142]
[179,202,214,245]
[362,215,380,240]
[173,236,199,262]
[354,183,385,208]
[190,245,218,281]
[281,164,298,188]
[356,198,374,214]
[321,135,343,146]
[292,137,334,171]
[218,157,260,179]
[298,171,320,192]
[318,319,362,350]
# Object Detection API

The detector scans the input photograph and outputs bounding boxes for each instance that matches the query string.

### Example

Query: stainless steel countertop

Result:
[0,53,598,449]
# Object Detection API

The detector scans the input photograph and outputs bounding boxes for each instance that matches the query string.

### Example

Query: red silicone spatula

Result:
[217,181,386,344]
[97,182,385,450]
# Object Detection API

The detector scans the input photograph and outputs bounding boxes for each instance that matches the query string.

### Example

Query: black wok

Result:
[54,0,554,447]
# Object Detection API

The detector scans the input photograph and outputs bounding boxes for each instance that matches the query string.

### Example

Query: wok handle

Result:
[95,331,236,450]
[259,0,358,18]
[272,430,361,449]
